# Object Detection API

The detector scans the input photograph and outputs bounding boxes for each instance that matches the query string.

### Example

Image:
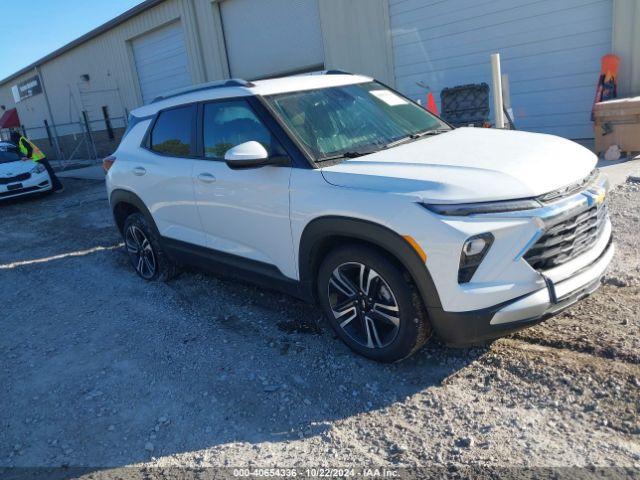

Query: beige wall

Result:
[613,0,640,97]
[318,0,394,86]
[0,0,230,142]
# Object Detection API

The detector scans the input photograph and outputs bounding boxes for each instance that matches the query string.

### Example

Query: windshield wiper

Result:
[383,128,450,149]
[316,149,378,163]
[316,128,451,164]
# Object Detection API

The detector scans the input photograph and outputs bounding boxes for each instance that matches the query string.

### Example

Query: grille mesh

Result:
[524,201,608,271]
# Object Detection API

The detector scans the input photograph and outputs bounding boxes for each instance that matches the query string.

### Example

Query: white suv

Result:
[105,73,613,362]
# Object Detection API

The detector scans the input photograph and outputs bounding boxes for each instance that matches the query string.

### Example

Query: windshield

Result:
[0,145,20,164]
[265,81,449,162]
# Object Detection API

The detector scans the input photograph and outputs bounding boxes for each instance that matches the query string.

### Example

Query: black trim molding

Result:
[298,216,442,309]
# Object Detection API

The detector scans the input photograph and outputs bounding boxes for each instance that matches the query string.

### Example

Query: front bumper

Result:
[429,239,615,345]
[0,174,51,201]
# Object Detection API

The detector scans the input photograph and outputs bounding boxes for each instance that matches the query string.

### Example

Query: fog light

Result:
[459,233,494,283]
[463,237,488,256]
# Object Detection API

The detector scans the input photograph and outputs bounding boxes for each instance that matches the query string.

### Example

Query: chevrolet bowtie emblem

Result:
[584,187,606,207]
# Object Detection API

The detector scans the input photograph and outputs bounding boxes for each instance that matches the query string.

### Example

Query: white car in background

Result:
[0,141,52,201]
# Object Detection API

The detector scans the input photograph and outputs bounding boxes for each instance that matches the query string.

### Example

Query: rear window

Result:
[150,105,195,156]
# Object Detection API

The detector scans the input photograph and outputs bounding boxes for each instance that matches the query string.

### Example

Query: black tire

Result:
[317,245,432,362]
[122,212,178,281]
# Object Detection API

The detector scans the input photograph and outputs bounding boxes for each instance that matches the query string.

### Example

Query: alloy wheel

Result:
[327,262,400,349]
[125,225,156,280]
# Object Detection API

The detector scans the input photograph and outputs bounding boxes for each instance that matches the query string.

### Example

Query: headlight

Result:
[459,233,494,283]
[422,199,541,216]
[31,163,46,174]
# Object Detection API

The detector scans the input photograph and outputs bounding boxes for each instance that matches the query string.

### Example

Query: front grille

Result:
[0,172,31,185]
[524,201,608,271]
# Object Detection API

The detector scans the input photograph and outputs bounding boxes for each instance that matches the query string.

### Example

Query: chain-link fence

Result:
[17,114,128,170]
[0,85,129,170]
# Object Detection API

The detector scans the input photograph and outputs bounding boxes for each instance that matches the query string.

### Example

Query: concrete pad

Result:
[58,165,105,181]
[598,154,640,188]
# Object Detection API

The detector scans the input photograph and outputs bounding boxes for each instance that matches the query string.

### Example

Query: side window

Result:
[203,100,286,160]
[150,105,195,156]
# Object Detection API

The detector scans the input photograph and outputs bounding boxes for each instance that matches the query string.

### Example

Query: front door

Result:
[192,98,296,279]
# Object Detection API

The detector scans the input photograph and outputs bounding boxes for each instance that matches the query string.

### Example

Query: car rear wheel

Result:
[318,245,432,362]
[123,213,178,281]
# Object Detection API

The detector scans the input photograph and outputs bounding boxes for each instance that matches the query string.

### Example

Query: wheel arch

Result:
[109,189,160,237]
[298,216,442,309]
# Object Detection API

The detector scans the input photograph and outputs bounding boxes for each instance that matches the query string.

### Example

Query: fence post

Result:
[102,106,114,140]
[81,111,98,160]
[44,120,53,146]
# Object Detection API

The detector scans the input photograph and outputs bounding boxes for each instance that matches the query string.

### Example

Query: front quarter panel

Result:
[292,168,545,313]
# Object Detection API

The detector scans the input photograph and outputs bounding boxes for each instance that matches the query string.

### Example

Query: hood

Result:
[320,127,597,203]
[0,159,36,176]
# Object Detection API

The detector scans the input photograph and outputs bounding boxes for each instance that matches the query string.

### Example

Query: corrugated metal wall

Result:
[390,0,613,139]
[0,0,396,159]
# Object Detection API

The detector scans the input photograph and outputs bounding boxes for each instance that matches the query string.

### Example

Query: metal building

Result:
[0,0,638,159]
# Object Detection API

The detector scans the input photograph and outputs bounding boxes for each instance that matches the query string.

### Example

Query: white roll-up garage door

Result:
[220,0,324,80]
[390,0,613,139]
[132,21,192,104]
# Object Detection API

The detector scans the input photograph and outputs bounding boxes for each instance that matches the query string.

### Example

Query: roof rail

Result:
[151,78,254,104]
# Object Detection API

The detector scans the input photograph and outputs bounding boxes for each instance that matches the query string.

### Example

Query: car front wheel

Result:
[318,245,432,362]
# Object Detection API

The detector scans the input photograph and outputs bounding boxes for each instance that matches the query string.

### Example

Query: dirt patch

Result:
[1,178,638,471]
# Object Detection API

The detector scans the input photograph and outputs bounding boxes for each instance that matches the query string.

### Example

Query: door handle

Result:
[132,166,146,176]
[197,173,216,183]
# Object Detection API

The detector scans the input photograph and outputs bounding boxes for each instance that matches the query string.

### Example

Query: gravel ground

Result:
[0,178,638,475]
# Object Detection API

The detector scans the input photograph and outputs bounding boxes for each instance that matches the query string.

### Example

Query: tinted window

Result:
[203,100,286,160]
[150,105,194,156]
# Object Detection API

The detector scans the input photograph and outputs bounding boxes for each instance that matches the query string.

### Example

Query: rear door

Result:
[133,104,205,247]
[192,98,295,278]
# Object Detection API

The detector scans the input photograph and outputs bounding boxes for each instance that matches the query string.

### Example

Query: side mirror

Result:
[225,141,279,169]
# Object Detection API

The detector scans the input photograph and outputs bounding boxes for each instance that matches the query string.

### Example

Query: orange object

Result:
[592,54,620,120]
[426,92,439,115]
[601,54,620,82]
[403,235,427,263]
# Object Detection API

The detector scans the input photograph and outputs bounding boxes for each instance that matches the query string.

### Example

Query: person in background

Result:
[10,130,64,193]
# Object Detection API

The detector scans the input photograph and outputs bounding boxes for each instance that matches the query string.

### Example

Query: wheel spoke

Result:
[373,302,399,313]
[125,237,138,253]
[141,238,152,253]
[358,265,379,295]
[364,316,383,348]
[336,306,357,328]
[370,308,400,327]
[131,227,142,247]
[330,269,357,297]
[333,297,357,313]
[143,256,154,275]
[136,255,144,274]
